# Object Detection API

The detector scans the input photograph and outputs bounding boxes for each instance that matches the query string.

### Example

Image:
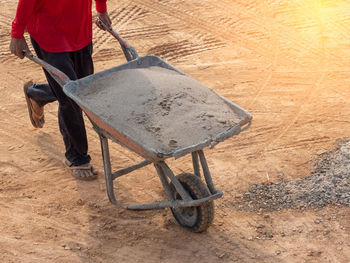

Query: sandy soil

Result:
[1,0,349,262]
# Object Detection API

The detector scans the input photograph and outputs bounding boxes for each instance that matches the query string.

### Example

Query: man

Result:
[10,0,112,180]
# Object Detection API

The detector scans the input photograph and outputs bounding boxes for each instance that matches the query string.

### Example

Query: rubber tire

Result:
[170,173,214,232]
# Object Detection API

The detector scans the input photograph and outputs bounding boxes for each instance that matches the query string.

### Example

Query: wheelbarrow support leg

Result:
[198,150,218,194]
[191,151,201,178]
[154,162,174,202]
[99,134,119,206]
[98,135,222,211]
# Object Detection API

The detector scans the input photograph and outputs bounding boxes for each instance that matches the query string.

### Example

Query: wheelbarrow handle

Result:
[97,17,139,62]
[24,51,70,87]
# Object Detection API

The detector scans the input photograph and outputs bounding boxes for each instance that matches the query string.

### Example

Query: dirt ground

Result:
[1,0,350,262]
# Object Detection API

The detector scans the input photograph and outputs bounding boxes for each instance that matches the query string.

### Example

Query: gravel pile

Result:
[234,139,350,211]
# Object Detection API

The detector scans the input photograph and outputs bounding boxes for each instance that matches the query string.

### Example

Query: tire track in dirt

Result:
[254,2,350,153]
[93,4,149,56]
[0,12,13,64]
[119,24,170,39]
[94,2,228,63]
[93,24,171,61]
[239,1,349,159]
[264,6,327,69]
[92,47,124,62]
[217,75,330,161]
[246,0,279,109]
[132,0,272,59]
[147,36,225,62]
[265,136,333,154]
[259,71,327,156]
[219,0,350,70]
[0,39,14,64]
[327,87,350,103]
[0,14,11,29]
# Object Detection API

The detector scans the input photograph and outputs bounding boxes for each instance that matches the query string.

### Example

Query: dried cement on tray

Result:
[78,66,242,154]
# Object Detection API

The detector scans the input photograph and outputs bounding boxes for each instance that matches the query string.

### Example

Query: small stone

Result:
[247,237,253,241]
[8,146,15,151]
[76,199,84,206]
[314,219,321,224]
[307,251,322,257]
[275,250,281,255]
[217,252,229,259]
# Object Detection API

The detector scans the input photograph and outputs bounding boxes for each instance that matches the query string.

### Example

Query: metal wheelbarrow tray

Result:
[26,22,252,232]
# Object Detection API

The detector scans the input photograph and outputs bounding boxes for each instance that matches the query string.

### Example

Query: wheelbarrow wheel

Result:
[170,173,214,232]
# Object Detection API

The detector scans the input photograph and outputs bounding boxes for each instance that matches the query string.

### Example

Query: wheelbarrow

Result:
[25,20,252,232]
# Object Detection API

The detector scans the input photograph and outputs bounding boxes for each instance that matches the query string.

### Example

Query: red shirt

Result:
[11,0,107,53]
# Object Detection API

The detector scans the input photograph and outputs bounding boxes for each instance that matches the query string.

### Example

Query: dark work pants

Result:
[29,38,94,166]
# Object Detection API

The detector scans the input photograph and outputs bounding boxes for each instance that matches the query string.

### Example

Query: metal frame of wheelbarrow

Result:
[24,54,224,213]
[24,19,251,215]
[97,127,223,210]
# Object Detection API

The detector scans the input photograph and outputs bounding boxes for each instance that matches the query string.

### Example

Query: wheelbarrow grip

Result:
[24,51,70,87]
[97,17,139,62]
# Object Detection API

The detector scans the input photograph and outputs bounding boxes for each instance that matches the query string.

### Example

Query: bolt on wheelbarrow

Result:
[25,20,252,232]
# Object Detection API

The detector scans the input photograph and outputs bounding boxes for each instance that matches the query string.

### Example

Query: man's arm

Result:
[10,0,36,59]
[95,0,112,30]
